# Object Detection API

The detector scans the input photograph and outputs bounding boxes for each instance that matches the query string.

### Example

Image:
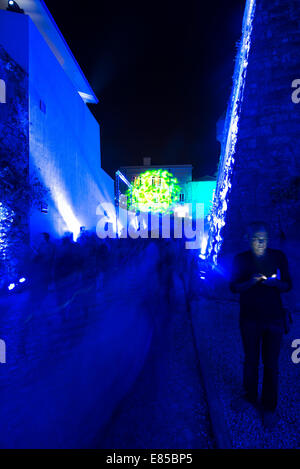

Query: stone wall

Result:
[0,44,29,282]
[221,0,300,256]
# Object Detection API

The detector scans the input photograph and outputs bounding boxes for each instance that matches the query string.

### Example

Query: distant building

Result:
[118,157,216,218]
[0,0,114,245]
[120,157,193,206]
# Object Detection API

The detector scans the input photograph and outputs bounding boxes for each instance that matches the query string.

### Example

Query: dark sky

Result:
[45,0,245,179]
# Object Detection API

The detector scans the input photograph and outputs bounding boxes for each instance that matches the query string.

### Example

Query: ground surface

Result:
[0,240,299,448]
[0,246,214,449]
[98,274,215,449]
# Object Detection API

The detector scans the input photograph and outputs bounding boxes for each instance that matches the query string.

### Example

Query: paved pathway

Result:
[97,275,215,449]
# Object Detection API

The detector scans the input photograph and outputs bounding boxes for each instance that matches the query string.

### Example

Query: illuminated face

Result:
[250,230,268,257]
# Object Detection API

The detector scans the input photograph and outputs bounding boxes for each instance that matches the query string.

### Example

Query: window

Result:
[133,176,141,186]
[179,193,185,202]
[152,177,161,187]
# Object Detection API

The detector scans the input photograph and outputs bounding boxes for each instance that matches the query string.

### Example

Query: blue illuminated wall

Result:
[218,0,300,256]
[0,42,29,280]
[0,9,114,243]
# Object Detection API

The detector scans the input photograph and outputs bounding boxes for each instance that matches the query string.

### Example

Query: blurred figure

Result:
[54,232,82,321]
[230,221,292,428]
[157,239,174,306]
[77,231,99,318]
[20,232,54,355]
[28,232,54,314]
[96,240,109,290]
[178,240,198,313]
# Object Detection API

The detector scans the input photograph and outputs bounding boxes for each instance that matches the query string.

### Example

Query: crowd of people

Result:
[20,230,200,324]
[4,221,292,430]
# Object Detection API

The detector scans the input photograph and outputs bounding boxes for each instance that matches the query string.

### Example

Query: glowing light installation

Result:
[206,0,256,264]
[127,169,181,214]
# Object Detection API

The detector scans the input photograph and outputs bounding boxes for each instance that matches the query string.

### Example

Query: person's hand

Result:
[250,273,267,285]
[261,276,279,287]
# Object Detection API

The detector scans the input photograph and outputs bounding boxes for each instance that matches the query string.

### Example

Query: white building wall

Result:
[0,9,114,241]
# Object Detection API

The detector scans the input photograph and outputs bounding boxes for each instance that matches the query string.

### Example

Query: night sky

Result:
[45,0,245,179]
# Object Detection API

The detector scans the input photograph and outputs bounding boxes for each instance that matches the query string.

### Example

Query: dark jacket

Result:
[230,248,292,321]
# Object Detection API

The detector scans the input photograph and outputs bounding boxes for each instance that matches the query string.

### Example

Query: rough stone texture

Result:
[221,0,300,256]
[0,45,29,281]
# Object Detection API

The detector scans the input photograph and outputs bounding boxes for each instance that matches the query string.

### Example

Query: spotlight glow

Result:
[54,189,82,241]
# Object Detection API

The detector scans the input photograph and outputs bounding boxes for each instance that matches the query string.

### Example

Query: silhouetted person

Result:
[54,233,82,321]
[96,241,109,290]
[230,221,292,428]
[29,232,54,313]
[157,239,174,305]
[20,232,54,355]
[77,231,99,318]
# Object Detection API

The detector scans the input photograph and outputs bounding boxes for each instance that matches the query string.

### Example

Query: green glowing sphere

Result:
[127,169,181,213]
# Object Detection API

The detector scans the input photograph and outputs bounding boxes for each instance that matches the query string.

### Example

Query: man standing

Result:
[230,221,292,428]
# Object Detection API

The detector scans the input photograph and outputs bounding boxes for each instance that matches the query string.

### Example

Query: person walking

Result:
[230,221,292,428]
